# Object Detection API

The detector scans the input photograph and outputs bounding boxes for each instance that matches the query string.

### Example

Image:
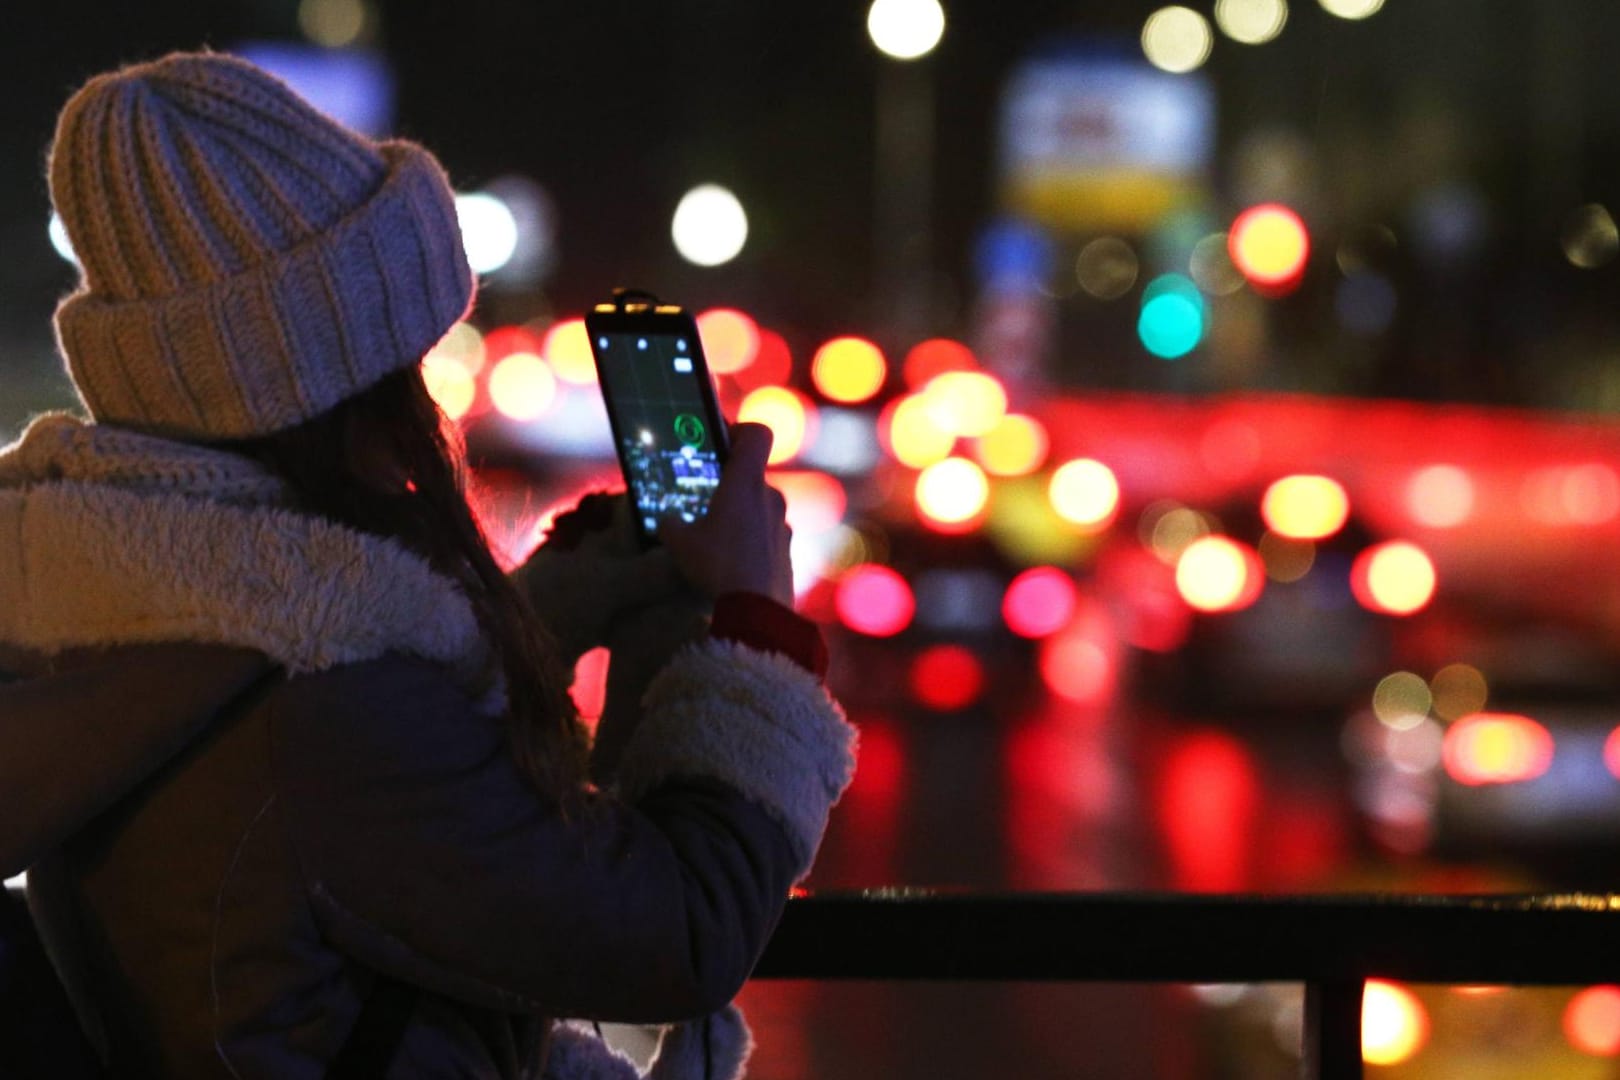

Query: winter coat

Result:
[0,413,856,1078]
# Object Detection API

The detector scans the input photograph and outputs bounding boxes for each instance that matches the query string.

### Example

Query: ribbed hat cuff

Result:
[54,142,474,441]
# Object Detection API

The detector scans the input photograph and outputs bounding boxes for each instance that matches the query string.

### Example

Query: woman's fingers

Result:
[660,422,794,605]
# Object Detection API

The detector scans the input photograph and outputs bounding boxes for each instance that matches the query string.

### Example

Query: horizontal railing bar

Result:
[753,890,1620,985]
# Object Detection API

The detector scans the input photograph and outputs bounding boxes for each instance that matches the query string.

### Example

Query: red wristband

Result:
[709,592,829,678]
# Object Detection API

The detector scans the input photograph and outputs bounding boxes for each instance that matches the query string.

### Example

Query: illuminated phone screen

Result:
[588,314,727,542]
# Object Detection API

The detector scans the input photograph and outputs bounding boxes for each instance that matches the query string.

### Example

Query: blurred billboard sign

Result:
[998,45,1215,232]
[235,42,395,136]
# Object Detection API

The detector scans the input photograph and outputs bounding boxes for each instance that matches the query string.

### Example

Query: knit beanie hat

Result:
[48,51,474,440]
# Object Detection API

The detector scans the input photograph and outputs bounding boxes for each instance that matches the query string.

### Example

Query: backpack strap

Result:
[220,663,421,1078]
[324,974,420,1079]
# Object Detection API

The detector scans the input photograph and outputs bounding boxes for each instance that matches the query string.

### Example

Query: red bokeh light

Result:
[909,644,987,711]
[1153,729,1260,893]
[902,337,977,388]
[730,328,793,392]
[1038,627,1115,706]
[1605,726,1620,781]
[569,646,610,727]
[835,564,915,637]
[1002,566,1079,638]
[481,324,545,364]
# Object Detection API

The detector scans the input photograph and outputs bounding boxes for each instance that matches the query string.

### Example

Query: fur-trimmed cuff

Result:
[545,1006,752,1080]
[617,637,856,876]
[545,1023,642,1079]
[647,1003,753,1080]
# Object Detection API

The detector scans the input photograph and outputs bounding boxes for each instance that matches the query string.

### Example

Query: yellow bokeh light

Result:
[1261,474,1350,540]
[924,371,1008,438]
[883,393,956,469]
[488,352,557,421]
[1258,531,1314,582]
[1075,237,1139,300]
[811,336,887,403]
[985,477,1094,566]
[420,354,476,421]
[1148,505,1212,563]
[427,321,486,376]
[1318,0,1384,19]
[1189,232,1245,296]
[1443,712,1554,786]
[1230,204,1310,286]
[298,0,367,48]
[1362,980,1428,1066]
[1048,458,1120,530]
[1355,541,1436,615]
[1175,536,1258,612]
[1215,0,1287,44]
[739,385,814,465]
[1372,671,1433,730]
[974,413,1049,477]
[1562,204,1620,270]
[1141,6,1214,74]
[1431,663,1488,721]
[915,457,990,526]
[542,317,596,384]
[696,308,761,375]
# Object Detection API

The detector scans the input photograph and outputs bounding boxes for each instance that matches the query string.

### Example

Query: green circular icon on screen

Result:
[674,413,706,447]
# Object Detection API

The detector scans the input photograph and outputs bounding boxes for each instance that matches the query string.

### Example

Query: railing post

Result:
[1302,979,1363,1080]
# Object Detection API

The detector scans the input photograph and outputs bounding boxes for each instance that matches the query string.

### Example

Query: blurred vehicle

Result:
[1344,622,1620,891]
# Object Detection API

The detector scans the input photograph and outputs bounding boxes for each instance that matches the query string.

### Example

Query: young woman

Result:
[0,51,854,1078]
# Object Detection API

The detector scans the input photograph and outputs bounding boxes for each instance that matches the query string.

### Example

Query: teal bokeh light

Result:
[1138,274,1205,359]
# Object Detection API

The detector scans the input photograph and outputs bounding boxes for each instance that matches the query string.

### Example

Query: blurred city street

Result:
[10,0,1620,1075]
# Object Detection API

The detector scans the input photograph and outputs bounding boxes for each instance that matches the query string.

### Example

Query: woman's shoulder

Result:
[265,653,507,773]
[272,651,479,706]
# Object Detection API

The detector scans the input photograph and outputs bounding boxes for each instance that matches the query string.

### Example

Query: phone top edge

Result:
[590,301,686,316]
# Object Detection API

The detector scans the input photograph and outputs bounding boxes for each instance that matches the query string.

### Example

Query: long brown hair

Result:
[223,366,588,802]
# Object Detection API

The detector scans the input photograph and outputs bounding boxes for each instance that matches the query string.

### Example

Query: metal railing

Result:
[753,890,1620,1079]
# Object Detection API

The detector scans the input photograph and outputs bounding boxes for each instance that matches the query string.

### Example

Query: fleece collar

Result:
[0,413,497,705]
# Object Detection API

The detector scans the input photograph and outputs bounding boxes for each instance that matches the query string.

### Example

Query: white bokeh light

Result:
[866,0,946,60]
[1142,6,1215,74]
[1215,0,1288,44]
[671,184,749,267]
[455,191,519,275]
[48,212,78,266]
[1318,0,1385,19]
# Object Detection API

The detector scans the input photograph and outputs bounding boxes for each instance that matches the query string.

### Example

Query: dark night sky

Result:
[8,1,1620,409]
[0,0,1101,349]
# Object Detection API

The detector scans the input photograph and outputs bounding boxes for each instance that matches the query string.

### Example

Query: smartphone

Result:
[586,295,730,546]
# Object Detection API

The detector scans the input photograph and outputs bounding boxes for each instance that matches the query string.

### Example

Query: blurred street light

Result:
[1142,6,1214,74]
[869,0,944,350]
[866,0,946,61]
[1318,0,1385,19]
[671,184,749,267]
[455,191,519,275]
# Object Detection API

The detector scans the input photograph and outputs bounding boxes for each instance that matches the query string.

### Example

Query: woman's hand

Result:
[512,494,689,664]
[661,423,793,607]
